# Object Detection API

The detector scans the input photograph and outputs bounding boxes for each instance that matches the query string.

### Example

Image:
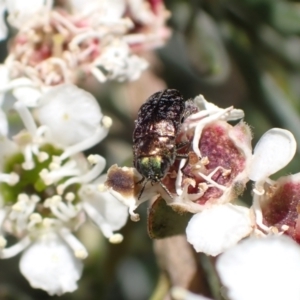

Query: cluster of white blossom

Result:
[0,83,130,295]
[0,0,170,89]
[106,94,300,300]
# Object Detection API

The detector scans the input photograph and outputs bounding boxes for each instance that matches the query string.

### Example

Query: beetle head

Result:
[137,155,170,181]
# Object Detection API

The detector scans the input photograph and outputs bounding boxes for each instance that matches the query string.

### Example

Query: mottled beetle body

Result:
[133,89,186,198]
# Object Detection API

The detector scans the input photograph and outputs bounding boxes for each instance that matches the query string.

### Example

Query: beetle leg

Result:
[135,176,145,185]
[176,141,190,150]
[176,154,189,159]
[159,181,174,199]
[175,141,192,161]
[137,179,148,200]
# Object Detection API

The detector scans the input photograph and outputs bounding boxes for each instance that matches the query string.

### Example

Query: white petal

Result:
[67,0,99,13]
[6,0,49,28]
[20,233,83,296]
[94,41,148,82]
[12,79,41,107]
[35,84,103,146]
[80,178,128,233]
[186,204,253,256]
[0,108,7,136]
[216,235,300,300]
[88,191,128,231]
[6,0,46,13]
[249,128,296,182]
[69,0,125,18]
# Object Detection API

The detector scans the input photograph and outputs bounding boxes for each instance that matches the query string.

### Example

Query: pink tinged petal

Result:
[249,128,296,182]
[35,84,104,147]
[20,233,83,296]
[104,165,160,221]
[190,121,251,205]
[216,235,300,300]
[186,204,253,256]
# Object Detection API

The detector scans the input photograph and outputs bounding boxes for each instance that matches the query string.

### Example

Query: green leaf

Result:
[148,197,193,239]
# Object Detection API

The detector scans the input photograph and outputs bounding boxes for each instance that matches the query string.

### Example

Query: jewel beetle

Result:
[133,89,188,199]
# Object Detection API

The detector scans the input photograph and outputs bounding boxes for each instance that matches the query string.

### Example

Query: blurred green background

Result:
[1,0,300,299]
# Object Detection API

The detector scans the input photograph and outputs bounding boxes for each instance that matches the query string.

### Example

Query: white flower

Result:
[216,235,300,300]
[0,194,87,295]
[0,85,128,294]
[92,39,148,82]
[248,128,297,233]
